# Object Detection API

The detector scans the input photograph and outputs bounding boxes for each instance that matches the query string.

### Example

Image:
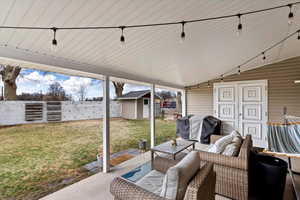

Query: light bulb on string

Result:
[237,66,241,75]
[288,4,294,25]
[207,81,211,88]
[262,52,266,61]
[220,75,224,82]
[298,31,300,40]
[237,14,243,36]
[51,27,58,52]
[120,26,125,45]
[180,21,186,43]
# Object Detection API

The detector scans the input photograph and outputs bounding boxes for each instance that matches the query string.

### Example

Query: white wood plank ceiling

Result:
[0,0,299,88]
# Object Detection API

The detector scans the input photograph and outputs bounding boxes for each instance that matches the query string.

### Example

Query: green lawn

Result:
[0,119,176,200]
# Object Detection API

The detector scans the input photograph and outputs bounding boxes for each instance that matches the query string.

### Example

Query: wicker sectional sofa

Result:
[110,134,252,200]
[197,134,253,200]
[110,152,216,200]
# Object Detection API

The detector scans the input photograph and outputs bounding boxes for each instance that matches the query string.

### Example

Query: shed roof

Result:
[118,90,161,100]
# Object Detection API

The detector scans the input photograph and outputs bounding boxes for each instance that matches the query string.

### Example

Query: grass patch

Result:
[0,119,175,200]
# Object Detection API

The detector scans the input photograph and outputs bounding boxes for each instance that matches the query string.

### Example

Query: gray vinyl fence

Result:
[0,101,121,126]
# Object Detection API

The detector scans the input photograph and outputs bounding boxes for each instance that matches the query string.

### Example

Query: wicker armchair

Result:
[110,161,216,200]
[197,134,253,200]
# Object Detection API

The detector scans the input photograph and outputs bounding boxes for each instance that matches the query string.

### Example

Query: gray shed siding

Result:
[121,100,136,119]
[137,98,143,119]
[186,56,300,122]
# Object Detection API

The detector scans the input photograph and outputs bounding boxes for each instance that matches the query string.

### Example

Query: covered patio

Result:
[0,0,300,200]
[40,147,299,200]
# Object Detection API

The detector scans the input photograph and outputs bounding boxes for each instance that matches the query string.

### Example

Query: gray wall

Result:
[0,101,121,126]
[186,56,300,122]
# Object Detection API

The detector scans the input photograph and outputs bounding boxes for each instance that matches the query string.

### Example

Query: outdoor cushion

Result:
[222,142,240,156]
[222,130,243,156]
[231,130,243,145]
[207,134,234,153]
[136,170,165,196]
[160,151,200,200]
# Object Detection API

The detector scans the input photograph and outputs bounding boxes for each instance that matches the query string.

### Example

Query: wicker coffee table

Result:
[151,139,195,168]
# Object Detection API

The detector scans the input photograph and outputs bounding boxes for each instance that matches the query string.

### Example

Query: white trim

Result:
[103,76,110,173]
[182,89,187,117]
[150,84,156,148]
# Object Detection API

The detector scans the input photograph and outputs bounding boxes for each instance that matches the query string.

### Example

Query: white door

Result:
[214,80,268,148]
[143,98,150,118]
[214,84,239,135]
[238,82,268,148]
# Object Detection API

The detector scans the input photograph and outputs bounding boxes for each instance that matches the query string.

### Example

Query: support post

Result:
[182,89,187,117]
[150,84,156,148]
[103,76,110,173]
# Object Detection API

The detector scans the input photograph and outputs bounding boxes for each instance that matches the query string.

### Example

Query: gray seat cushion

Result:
[160,151,200,200]
[136,170,165,196]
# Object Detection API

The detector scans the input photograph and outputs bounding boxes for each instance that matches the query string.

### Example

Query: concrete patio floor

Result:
[40,143,216,200]
[41,151,152,200]
[40,144,299,200]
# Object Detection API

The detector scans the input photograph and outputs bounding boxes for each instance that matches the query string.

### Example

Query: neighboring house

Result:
[161,97,176,108]
[117,90,161,120]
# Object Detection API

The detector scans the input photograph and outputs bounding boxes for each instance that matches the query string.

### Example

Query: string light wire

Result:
[237,14,243,36]
[120,26,125,43]
[214,27,300,84]
[288,4,294,24]
[0,2,298,31]
[180,21,186,42]
[0,1,299,86]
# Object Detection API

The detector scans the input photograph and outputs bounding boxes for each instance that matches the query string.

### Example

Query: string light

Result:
[0,2,297,47]
[288,4,294,25]
[51,27,58,52]
[207,81,211,87]
[212,28,300,87]
[237,14,243,36]
[180,21,186,42]
[237,66,241,75]
[220,75,224,82]
[120,26,125,44]
[262,52,266,60]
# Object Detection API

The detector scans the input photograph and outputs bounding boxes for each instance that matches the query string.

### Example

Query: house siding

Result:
[186,56,300,122]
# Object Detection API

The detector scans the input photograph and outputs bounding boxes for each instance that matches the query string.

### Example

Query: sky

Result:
[0,68,168,100]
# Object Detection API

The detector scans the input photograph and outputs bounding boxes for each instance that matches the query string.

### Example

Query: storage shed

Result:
[118,90,161,120]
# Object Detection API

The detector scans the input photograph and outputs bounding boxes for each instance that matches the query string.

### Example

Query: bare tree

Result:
[112,81,125,97]
[0,65,21,100]
[78,84,87,101]
[44,82,70,101]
